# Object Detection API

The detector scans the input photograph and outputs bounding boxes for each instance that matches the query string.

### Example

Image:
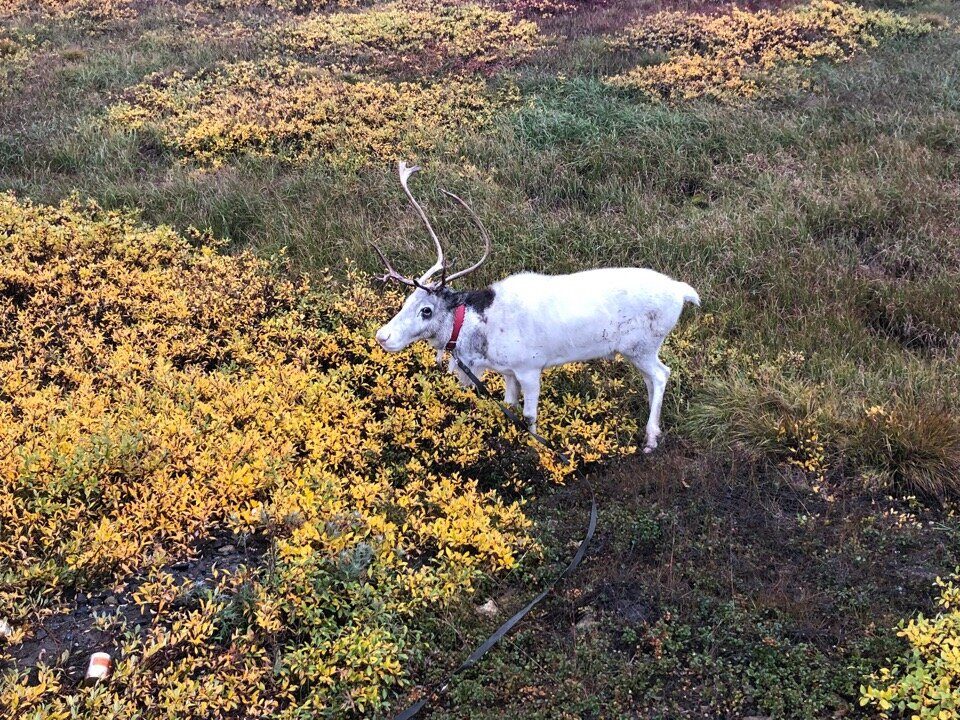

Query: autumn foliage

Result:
[107,1,541,167]
[0,194,635,716]
[607,0,937,102]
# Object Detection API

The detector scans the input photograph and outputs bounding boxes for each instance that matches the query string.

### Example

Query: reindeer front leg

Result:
[515,369,542,433]
[503,370,521,408]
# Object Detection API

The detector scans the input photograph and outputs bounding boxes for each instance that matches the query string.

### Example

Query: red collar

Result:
[446,304,466,351]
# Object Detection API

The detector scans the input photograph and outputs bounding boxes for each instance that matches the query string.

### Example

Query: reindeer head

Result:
[374,162,490,352]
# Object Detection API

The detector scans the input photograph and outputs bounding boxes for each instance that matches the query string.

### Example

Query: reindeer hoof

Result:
[643,430,661,454]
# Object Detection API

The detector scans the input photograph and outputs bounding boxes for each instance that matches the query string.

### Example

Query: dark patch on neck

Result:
[441,287,496,315]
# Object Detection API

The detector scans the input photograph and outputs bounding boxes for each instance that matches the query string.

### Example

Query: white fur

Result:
[376,267,700,453]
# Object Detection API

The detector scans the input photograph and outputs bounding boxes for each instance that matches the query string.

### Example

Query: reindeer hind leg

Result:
[625,350,670,453]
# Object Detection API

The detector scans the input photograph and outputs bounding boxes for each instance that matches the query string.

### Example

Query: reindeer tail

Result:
[677,282,700,307]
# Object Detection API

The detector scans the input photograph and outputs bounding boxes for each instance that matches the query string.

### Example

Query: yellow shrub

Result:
[109,58,513,167]
[0,30,31,96]
[0,0,136,22]
[861,572,960,719]
[201,0,356,9]
[106,0,537,166]
[274,0,543,74]
[502,0,575,18]
[0,194,635,717]
[777,417,828,489]
[0,0,346,16]
[606,0,938,102]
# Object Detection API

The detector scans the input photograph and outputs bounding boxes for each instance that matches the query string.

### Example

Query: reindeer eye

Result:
[420,307,433,320]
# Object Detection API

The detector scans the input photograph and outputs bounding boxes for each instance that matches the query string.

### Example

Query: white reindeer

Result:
[374,162,700,454]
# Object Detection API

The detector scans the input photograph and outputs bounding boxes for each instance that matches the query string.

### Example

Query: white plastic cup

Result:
[86,652,111,680]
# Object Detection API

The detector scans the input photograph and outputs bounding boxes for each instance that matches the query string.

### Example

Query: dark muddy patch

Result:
[2,532,269,686]
[508,444,958,648]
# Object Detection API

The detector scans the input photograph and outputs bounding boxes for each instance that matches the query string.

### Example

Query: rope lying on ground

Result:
[392,359,598,720]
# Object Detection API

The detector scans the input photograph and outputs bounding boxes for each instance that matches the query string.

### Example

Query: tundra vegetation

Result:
[0,0,958,718]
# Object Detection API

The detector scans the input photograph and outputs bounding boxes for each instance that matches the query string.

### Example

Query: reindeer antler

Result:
[373,163,492,290]
[441,189,491,283]
[399,162,446,287]
[368,241,427,289]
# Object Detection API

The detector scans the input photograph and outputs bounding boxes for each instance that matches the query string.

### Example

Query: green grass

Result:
[2,0,959,716]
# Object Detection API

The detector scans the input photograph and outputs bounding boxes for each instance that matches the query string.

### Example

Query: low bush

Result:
[274,1,543,74]
[861,572,960,718]
[606,0,939,102]
[0,0,137,22]
[109,59,513,167]
[0,193,636,717]
[0,29,30,96]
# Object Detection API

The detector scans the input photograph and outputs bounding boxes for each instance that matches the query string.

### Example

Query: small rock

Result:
[104,595,118,607]
[218,544,236,555]
[475,599,499,618]
[0,619,12,640]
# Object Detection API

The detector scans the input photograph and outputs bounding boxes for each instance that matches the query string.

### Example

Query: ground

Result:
[403,446,958,718]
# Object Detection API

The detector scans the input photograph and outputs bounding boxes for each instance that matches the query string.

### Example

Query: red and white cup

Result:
[86,652,111,680]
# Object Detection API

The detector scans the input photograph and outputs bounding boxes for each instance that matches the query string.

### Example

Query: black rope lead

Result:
[391,359,598,720]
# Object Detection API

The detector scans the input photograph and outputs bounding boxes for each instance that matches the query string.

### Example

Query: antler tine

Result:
[369,241,422,289]
[440,189,492,283]
[398,161,446,286]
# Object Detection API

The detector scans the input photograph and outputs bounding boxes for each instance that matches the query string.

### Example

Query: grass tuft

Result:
[846,399,960,501]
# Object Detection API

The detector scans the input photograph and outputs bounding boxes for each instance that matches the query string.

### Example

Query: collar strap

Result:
[446,304,466,351]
